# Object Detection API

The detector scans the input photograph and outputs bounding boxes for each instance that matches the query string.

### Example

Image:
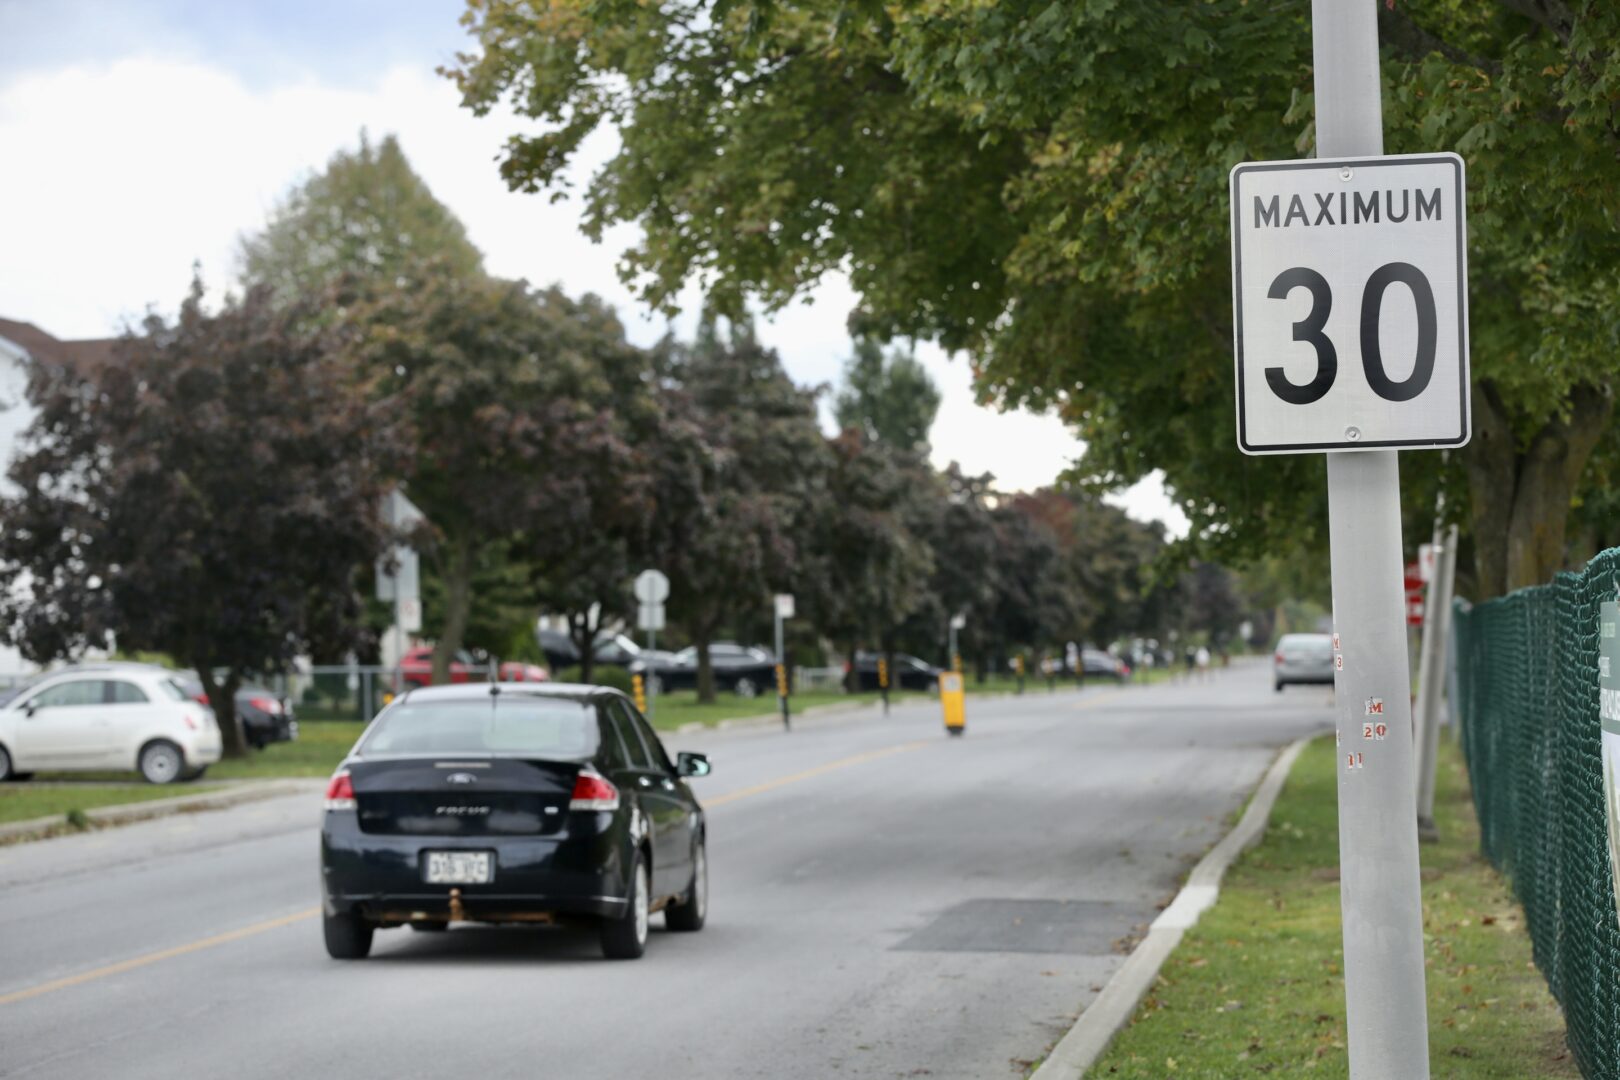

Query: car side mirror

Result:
[23,702,37,718]
[676,751,710,778]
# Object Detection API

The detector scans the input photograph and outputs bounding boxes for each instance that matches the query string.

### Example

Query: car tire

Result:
[138,740,185,785]
[0,743,12,781]
[1274,681,1285,693]
[323,910,374,960]
[665,838,707,932]
[409,921,449,932]
[733,677,759,699]
[600,852,650,960]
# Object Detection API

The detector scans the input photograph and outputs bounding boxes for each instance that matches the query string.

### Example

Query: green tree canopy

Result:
[0,281,404,754]
[833,337,942,452]
[448,0,1620,597]
[240,131,483,298]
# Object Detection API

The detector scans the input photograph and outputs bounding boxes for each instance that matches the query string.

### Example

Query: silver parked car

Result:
[1273,633,1334,691]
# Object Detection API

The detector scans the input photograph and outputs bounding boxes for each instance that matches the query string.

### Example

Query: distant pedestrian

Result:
[1195,646,1211,681]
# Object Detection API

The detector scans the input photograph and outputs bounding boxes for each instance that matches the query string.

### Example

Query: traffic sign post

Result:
[1226,3,1448,1075]
[774,594,794,732]
[634,570,669,722]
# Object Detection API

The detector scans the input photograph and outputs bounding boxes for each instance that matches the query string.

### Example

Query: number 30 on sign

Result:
[1229,153,1470,455]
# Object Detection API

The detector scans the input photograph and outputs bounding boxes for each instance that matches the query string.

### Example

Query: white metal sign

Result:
[636,604,665,632]
[1230,153,1469,454]
[398,597,422,634]
[633,569,670,605]
[774,593,795,619]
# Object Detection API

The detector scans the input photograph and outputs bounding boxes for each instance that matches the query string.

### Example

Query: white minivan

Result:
[0,663,222,783]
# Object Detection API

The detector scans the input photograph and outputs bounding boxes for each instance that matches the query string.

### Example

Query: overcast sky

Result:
[0,0,1187,534]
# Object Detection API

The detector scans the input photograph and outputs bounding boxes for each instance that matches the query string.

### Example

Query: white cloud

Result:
[0,55,1187,535]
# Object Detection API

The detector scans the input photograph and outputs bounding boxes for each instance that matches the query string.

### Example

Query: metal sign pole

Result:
[1312,2,1431,1075]
[1415,524,1458,835]
[775,607,790,732]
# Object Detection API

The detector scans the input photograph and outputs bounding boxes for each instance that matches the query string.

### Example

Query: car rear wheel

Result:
[733,676,759,699]
[0,744,12,781]
[323,910,374,959]
[665,839,707,932]
[138,740,184,784]
[1274,681,1285,693]
[601,853,649,959]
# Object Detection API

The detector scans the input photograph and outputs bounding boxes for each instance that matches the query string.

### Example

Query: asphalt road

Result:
[0,662,1331,1080]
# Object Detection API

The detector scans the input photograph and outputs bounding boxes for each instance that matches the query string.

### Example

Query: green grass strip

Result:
[1090,736,1576,1078]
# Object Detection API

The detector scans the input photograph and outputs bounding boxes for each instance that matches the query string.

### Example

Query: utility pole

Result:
[1312,1,1432,1074]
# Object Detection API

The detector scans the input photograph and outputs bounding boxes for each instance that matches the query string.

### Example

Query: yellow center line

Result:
[0,906,319,1008]
[1075,690,1125,711]
[703,740,931,808]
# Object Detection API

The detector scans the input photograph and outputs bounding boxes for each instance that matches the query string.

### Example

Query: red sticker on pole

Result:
[1404,562,1425,627]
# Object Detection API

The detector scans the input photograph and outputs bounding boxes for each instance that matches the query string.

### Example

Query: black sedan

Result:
[320,682,710,961]
[635,642,777,698]
[848,651,943,692]
[177,678,298,749]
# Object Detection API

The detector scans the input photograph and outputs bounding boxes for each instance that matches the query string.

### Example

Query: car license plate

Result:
[423,851,493,884]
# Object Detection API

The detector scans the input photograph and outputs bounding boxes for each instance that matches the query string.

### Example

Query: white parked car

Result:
[0,663,222,783]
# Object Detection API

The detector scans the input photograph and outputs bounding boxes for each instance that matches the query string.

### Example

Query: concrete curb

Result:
[0,779,320,843]
[1031,732,1317,1079]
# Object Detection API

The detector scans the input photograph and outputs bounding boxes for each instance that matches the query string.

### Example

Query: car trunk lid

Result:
[348,757,581,837]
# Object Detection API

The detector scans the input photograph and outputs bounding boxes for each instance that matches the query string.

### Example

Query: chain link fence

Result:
[1455,546,1620,1080]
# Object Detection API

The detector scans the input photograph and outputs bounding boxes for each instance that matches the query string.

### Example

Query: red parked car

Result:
[398,647,548,688]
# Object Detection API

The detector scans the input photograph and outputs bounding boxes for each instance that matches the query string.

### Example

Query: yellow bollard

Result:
[632,672,647,713]
[940,671,966,736]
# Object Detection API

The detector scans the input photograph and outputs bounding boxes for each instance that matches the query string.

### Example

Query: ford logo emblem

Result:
[445,772,478,785]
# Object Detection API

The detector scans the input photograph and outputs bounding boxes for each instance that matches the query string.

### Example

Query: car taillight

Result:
[1275,652,1285,664]
[249,696,282,715]
[569,769,620,811]
[324,770,356,811]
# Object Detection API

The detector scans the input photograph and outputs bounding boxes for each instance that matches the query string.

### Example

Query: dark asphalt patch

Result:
[893,899,1145,955]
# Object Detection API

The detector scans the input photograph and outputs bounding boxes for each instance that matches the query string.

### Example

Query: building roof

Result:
[0,318,119,370]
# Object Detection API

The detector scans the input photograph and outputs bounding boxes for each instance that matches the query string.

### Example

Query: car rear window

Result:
[359,696,600,758]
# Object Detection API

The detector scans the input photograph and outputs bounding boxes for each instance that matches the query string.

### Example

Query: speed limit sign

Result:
[1229,153,1469,454]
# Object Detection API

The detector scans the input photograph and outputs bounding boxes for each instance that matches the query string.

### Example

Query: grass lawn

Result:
[1087,735,1576,1079]
[0,783,219,825]
[207,721,368,778]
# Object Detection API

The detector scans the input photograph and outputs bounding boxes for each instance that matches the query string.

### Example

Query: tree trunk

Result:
[569,609,599,684]
[1464,380,1611,597]
[695,633,715,704]
[432,533,474,685]
[197,666,246,758]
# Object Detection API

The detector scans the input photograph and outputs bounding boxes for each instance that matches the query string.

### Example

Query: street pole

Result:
[1313,2,1431,1075]
[1414,524,1458,838]
[775,606,790,732]
[647,626,657,724]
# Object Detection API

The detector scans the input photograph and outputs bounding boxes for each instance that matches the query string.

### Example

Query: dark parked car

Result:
[320,682,710,961]
[1077,649,1131,681]
[847,651,943,692]
[178,677,298,750]
[634,642,776,698]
